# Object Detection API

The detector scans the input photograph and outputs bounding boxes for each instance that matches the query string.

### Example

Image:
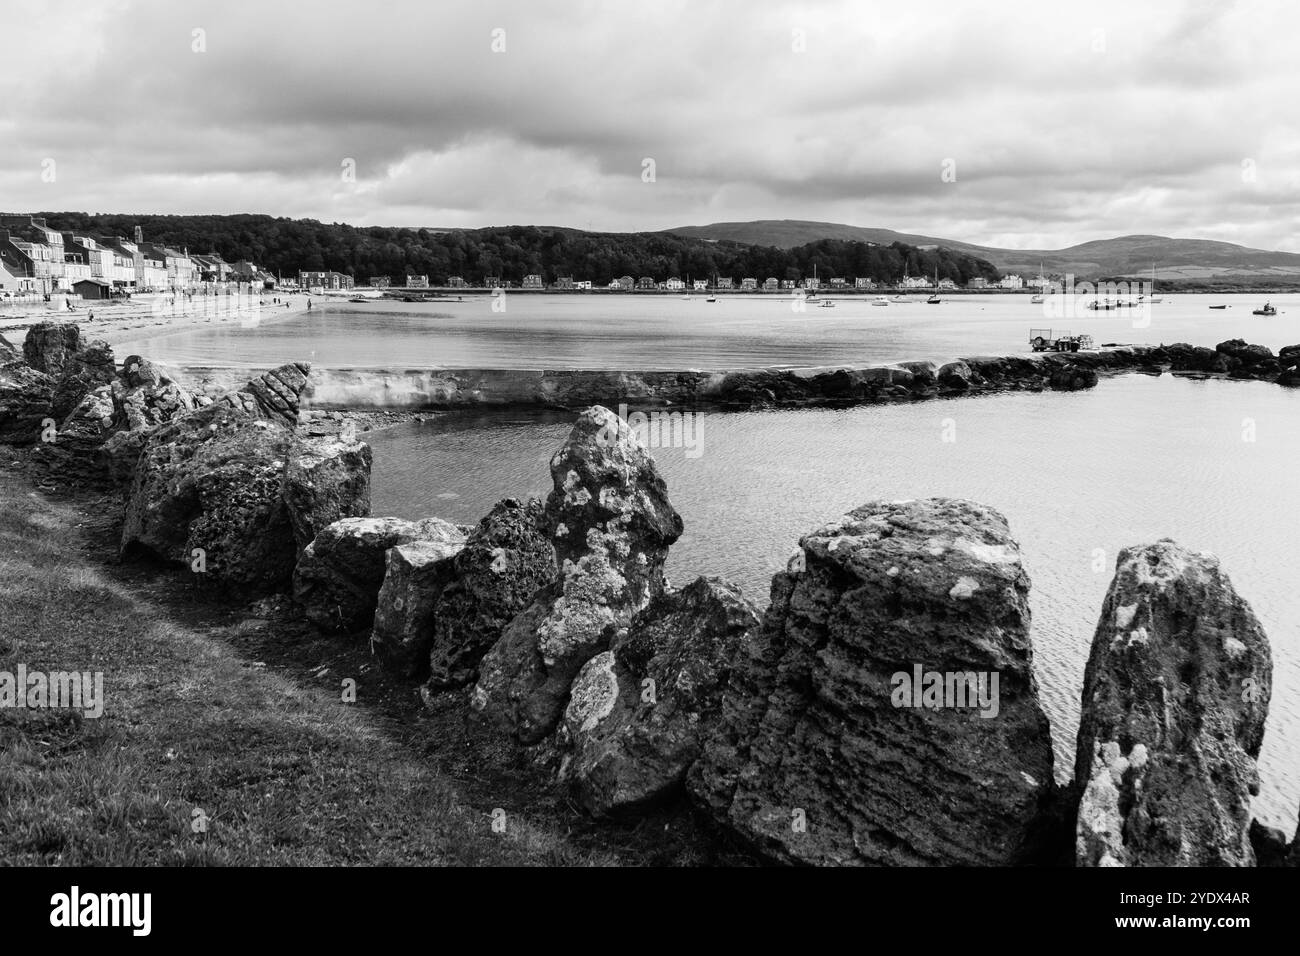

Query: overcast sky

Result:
[3,0,1297,251]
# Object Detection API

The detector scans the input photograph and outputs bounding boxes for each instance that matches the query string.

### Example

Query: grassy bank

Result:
[0,461,728,866]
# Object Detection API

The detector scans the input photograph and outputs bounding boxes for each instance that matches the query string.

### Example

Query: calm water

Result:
[131,293,1300,370]
[365,373,1300,830]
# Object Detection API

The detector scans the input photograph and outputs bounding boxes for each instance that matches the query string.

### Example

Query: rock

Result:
[1074,539,1271,867]
[371,531,468,678]
[1276,367,1300,388]
[1165,343,1221,373]
[112,356,195,431]
[1249,819,1292,867]
[688,497,1056,866]
[937,360,973,390]
[1278,344,1300,369]
[282,436,373,554]
[21,322,81,376]
[294,516,463,634]
[0,332,18,362]
[473,406,683,744]
[237,362,312,428]
[51,340,116,421]
[1216,339,1275,367]
[98,427,151,490]
[120,402,298,591]
[426,498,557,690]
[1047,364,1099,390]
[0,361,55,446]
[561,576,760,814]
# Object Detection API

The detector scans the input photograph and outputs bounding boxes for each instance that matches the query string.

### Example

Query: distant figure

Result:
[307,299,312,310]
[88,311,94,322]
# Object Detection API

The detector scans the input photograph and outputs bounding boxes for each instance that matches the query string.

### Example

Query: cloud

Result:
[2,0,1297,251]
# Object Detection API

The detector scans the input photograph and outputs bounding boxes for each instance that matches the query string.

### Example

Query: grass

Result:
[0,456,741,866]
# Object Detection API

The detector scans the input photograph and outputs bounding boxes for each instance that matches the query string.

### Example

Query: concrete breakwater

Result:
[168,341,1300,413]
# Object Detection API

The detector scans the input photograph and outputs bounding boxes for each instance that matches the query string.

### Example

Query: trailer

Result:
[1030,328,1094,352]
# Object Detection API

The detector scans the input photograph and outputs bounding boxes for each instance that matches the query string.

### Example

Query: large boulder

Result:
[560,576,760,815]
[1047,363,1099,391]
[688,498,1057,866]
[425,498,557,691]
[1074,540,1271,867]
[937,360,974,391]
[21,322,81,375]
[371,529,469,678]
[120,403,297,591]
[50,340,115,421]
[282,436,372,554]
[473,406,683,744]
[1165,342,1225,373]
[294,516,463,634]
[0,360,55,446]
[1277,343,1300,369]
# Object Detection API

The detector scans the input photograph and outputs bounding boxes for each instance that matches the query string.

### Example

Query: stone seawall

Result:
[168,345,1210,412]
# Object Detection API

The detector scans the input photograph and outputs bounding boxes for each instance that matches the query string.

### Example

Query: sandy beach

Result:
[0,292,314,349]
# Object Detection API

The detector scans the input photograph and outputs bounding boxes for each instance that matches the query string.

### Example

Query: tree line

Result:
[34,213,1002,285]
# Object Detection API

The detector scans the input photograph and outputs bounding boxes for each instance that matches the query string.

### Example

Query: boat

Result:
[706,295,717,303]
[1209,304,1228,310]
[1147,264,1163,303]
[347,296,368,303]
[926,266,941,303]
[871,296,889,307]
[818,298,836,308]
[1253,302,1277,316]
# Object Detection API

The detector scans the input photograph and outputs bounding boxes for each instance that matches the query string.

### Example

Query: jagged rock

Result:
[1074,539,1271,867]
[1277,367,1300,388]
[112,356,194,431]
[51,340,116,421]
[21,322,81,375]
[561,577,759,815]
[688,497,1056,866]
[0,360,54,446]
[0,332,18,362]
[1278,344,1300,369]
[371,530,468,678]
[294,516,462,634]
[282,436,372,554]
[426,497,557,690]
[236,362,311,427]
[120,402,297,591]
[473,406,683,745]
[98,427,151,490]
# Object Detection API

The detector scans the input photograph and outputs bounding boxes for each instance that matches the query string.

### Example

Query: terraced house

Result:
[0,215,66,293]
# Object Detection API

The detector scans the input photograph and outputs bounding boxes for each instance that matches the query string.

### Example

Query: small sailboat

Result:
[871,295,889,307]
[818,298,836,308]
[1147,264,1163,304]
[926,266,941,303]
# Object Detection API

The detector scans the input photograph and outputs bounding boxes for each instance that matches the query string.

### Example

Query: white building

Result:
[665,277,685,291]
[999,274,1024,290]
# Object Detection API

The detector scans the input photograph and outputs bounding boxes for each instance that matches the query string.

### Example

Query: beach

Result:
[0,292,313,349]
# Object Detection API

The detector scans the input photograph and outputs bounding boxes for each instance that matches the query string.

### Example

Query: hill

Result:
[664,220,1300,282]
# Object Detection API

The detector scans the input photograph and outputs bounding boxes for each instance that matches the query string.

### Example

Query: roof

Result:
[73,277,111,287]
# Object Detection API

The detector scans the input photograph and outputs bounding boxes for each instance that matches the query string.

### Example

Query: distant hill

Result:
[665,220,1300,282]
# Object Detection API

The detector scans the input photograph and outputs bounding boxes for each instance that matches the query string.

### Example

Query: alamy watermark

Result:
[0,665,104,718]
[596,403,704,458]
[891,664,999,718]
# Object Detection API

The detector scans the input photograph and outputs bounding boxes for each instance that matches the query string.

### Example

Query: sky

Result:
[2,0,1298,251]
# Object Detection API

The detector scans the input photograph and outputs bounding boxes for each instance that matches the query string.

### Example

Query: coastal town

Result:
[0,214,1044,304]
